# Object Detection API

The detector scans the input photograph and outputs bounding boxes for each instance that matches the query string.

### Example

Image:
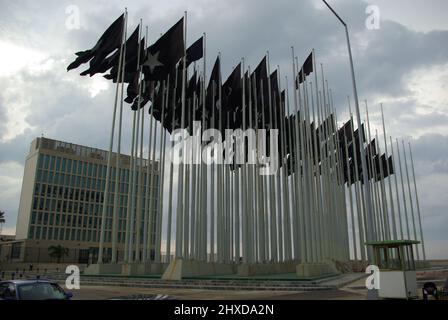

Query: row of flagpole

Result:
[96,9,426,266]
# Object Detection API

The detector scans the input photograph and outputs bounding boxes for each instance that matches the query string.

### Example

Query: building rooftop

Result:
[33,137,158,170]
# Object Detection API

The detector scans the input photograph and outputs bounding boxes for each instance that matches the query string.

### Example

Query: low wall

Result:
[237,261,299,276]
[162,259,236,280]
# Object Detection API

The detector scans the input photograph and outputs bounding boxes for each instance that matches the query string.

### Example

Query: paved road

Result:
[69,277,368,300]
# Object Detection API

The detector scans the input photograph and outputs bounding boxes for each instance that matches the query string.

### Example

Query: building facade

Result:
[8,137,160,264]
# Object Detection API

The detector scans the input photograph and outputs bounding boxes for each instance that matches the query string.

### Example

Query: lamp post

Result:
[322,0,375,259]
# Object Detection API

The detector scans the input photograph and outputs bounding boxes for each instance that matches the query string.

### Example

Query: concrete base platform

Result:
[296,262,339,277]
[121,262,167,276]
[162,259,236,280]
[237,261,299,277]
[84,263,122,275]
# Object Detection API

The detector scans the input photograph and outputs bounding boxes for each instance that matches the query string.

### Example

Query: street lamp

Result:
[322,0,375,258]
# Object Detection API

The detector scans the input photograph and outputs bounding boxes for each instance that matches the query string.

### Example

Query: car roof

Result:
[0,279,57,285]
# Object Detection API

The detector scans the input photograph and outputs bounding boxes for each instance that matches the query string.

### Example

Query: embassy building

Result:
[0,137,160,264]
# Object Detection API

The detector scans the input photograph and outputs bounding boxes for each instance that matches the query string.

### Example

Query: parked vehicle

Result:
[0,279,73,300]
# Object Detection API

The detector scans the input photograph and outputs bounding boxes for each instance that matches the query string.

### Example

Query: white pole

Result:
[322,1,375,258]
[402,140,420,260]
[111,12,129,264]
[396,138,411,239]
[98,9,127,264]
[390,136,404,239]
[380,104,397,240]
[408,141,426,260]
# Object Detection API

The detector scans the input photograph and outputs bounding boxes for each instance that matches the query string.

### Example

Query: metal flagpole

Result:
[266,52,278,262]
[175,11,188,259]
[98,9,127,264]
[311,50,324,262]
[251,69,264,262]
[111,11,129,264]
[319,65,330,259]
[128,88,142,262]
[322,0,375,258]
[165,95,176,263]
[142,103,153,262]
[364,103,381,240]
[201,33,207,262]
[156,84,168,262]
[376,129,390,241]
[142,27,151,263]
[380,104,397,240]
[347,101,366,260]
[390,136,404,239]
[396,138,411,239]
[402,140,420,260]
[135,96,145,262]
[291,48,307,263]
[408,141,426,261]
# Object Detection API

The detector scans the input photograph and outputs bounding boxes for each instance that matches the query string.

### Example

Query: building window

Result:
[28,226,35,239]
[11,243,21,259]
[38,155,43,168]
[56,157,61,171]
[49,155,55,170]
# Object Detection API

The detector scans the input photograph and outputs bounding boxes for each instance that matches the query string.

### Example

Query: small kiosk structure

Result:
[366,240,420,299]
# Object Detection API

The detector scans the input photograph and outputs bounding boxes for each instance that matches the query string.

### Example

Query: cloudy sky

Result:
[0,0,447,259]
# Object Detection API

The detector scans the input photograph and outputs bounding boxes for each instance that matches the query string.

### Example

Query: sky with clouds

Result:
[0,0,447,259]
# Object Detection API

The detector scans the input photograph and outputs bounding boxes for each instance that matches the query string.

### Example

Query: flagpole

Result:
[129,88,141,263]
[134,98,144,263]
[147,87,159,262]
[286,70,296,262]
[291,47,306,262]
[390,136,404,240]
[98,9,127,264]
[165,95,176,263]
[158,107,168,262]
[111,11,129,264]
[141,26,151,263]
[175,11,188,259]
[266,51,278,262]
[347,100,366,260]
[408,141,426,261]
[250,67,262,262]
[277,65,286,262]
[365,103,381,240]
[311,50,324,261]
[202,34,207,262]
[322,0,375,257]
[143,97,153,262]
[155,81,168,262]
[396,138,411,239]
[402,139,419,260]
[376,129,390,241]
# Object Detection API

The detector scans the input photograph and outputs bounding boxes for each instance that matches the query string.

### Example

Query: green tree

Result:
[48,245,69,263]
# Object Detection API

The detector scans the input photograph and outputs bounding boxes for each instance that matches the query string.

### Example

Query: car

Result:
[0,279,73,300]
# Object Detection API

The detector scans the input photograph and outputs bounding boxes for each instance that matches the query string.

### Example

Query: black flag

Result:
[142,17,184,81]
[67,14,124,72]
[186,36,203,67]
[295,51,313,88]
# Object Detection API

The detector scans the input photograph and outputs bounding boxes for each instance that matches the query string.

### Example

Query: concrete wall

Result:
[16,142,39,240]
